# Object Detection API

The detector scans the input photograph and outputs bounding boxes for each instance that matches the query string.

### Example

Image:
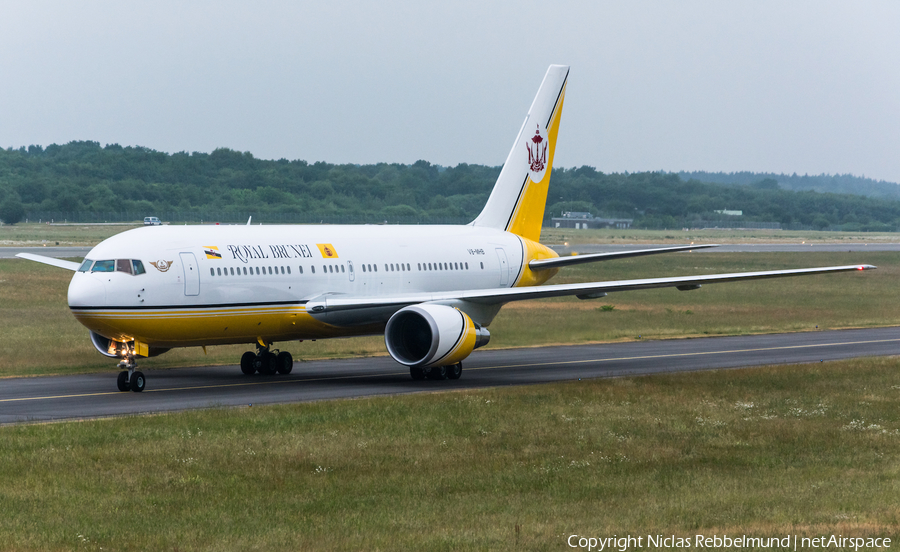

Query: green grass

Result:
[1,357,898,550]
[2,251,896,377]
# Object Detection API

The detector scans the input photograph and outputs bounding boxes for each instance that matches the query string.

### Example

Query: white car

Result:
[143,217,161,226]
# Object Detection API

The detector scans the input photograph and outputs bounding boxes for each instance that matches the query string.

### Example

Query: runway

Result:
[2,326,899,424]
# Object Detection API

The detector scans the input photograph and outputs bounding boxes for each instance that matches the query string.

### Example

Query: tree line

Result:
[1,141,899,231]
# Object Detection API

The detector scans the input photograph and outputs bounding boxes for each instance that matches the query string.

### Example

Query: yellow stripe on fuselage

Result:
[71,304,370,348]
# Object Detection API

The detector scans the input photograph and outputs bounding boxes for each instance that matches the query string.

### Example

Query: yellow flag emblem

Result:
[204,246,222,259]
[317,244,338,258]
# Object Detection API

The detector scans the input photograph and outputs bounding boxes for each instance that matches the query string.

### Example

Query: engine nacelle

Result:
[385,304,490,368]
[89,331,169,359]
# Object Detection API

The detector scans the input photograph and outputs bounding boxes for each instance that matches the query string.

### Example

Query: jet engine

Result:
[384,304,490,368]
[90,331,169,358]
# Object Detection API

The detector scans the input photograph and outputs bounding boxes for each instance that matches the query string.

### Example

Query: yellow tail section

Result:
[471,65,569,243]
[506,87,566,242]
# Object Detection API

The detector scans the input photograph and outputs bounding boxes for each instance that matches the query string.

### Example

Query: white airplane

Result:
[18,65,874,392]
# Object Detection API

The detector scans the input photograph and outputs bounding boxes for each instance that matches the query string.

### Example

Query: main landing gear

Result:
[116,352,145,393]
[240,344,293,376]
[410,362,462,381]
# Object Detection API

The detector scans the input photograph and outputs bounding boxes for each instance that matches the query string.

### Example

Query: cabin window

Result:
[267,267,272,275]
[298,266,303,274]
[280,266,285,274]
[210,268,215,276]
[374,264,377,272]
[287,266,291,275]
[480,262,484,269]
[217,267,222,276]
[465,262,469,270]
[407,263,410,271]
[243,267,248,275]
[230,267,235,276]
[329,265,333,273]
[311,266,315,274]
[417,263,421,271]
[340,265,345,273]
[362,264,366,272]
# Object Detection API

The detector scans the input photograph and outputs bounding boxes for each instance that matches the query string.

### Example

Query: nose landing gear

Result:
[116,349,145,392]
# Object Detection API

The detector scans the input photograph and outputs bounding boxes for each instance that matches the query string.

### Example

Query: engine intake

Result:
[385,304,490,368]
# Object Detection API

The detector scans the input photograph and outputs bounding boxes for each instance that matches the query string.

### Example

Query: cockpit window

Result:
[90,259,145,275]
[115,259,133,274]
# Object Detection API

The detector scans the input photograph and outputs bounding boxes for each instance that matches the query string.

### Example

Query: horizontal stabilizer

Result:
[530,244,719,270]
[15,253,81,271]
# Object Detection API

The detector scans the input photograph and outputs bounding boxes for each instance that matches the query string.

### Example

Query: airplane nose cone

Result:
[67,273,107,308]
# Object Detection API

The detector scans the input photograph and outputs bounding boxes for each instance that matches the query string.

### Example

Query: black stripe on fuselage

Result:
[69,300,308,311]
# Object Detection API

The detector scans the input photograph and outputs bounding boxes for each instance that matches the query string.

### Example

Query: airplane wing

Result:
[530,244,719,270]
[15,253,81,271]
[307,264,875,314]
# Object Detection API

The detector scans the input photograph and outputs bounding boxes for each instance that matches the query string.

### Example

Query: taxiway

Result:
[2,327,898,424]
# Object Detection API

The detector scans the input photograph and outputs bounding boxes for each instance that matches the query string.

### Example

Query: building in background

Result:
[550,211,633,229]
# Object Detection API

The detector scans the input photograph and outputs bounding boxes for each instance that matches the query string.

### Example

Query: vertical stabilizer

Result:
[471,65,569,242]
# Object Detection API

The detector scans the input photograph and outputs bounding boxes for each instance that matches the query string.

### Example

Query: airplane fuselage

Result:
[68,224,557,348]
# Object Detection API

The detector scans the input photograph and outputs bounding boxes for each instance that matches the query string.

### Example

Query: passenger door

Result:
[179,252,200,296]
[495,248,509,286]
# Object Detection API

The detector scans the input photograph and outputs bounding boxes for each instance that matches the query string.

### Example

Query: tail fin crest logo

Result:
[526,124,547,179]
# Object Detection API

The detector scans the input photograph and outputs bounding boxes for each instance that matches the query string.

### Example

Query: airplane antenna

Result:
[247,216,252,225]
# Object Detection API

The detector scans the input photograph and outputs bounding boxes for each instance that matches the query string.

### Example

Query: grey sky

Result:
[2,1,898,182]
